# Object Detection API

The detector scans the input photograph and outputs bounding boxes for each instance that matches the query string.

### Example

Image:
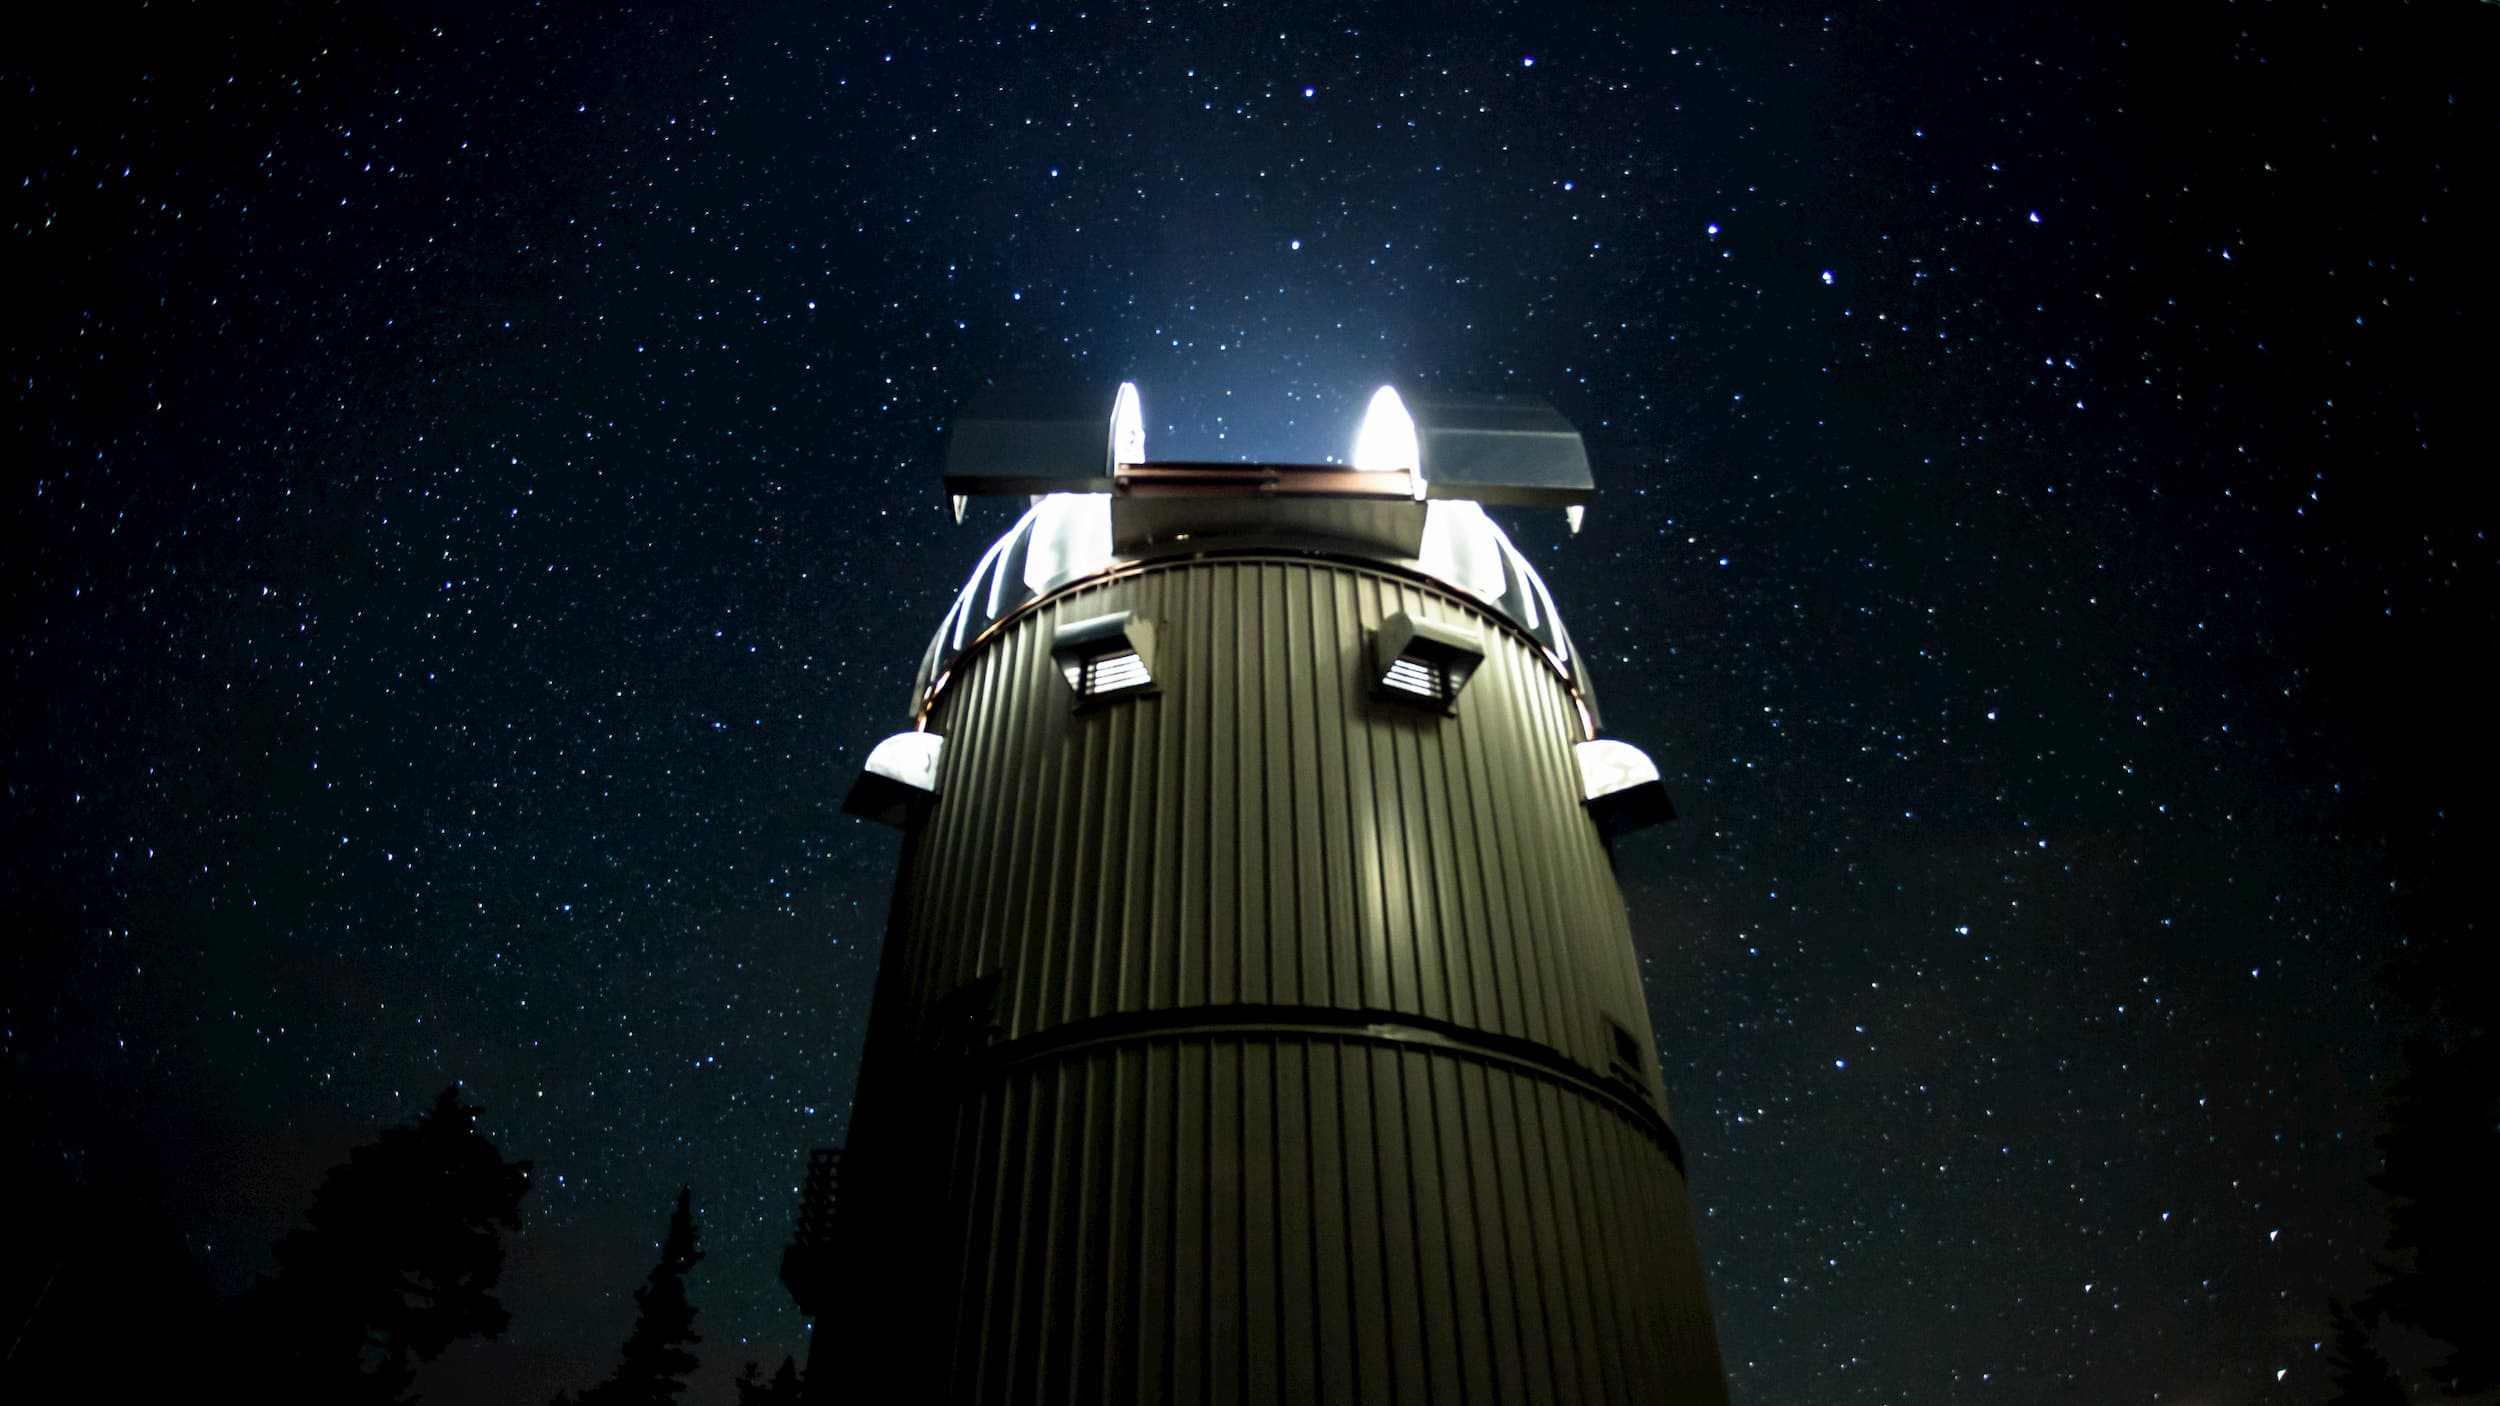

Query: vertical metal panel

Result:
[873,1036,1719,1405]
[828,552,1725,1403]
[898,557,1660,1082]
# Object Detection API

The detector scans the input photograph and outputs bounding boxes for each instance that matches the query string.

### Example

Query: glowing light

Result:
[1351,385,1419,481]
[1110,381,1145,468]
[1417,500,1508,604]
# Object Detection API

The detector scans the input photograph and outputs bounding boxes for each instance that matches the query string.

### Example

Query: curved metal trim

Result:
[916,546,1599,739]
[943,1002,1685,1175]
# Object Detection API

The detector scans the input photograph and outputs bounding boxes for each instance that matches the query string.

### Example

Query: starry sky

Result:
[6,1,2493,1401]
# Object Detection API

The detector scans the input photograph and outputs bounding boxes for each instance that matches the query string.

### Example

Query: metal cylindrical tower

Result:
[817,386,1724,1404]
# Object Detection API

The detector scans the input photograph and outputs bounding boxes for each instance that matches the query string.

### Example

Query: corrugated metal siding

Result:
[933,1036,1721,1406]
[828,553,1722,1402]
[904,556,1665,1098]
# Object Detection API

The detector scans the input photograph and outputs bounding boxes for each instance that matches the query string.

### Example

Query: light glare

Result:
[1351,385,1419,479]
[1110,381,1145,467]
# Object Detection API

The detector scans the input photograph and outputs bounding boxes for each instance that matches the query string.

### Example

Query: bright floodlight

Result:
[1351,385,1419,479]
[1111,381,1145,468]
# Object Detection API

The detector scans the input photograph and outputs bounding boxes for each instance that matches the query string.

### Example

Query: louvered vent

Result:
[1051,610,1156,704]
[1373,609,1485,713]
[1077,649,1151,695]
[1381,653,1452,702]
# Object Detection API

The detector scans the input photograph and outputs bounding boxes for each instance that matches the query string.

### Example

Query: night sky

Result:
[7,2,2493,1401]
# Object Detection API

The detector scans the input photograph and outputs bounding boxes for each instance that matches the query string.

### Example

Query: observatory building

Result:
[795,384,1726,1403]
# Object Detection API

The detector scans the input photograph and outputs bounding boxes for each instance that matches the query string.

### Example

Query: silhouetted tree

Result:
[237,1085,532,1404]
[574,1186,705,1406]
[2314,593,2500,1396]
[2,1069,219,1400]
[734,1356,804,1404]
[2364,1032,2499,1395]
[2323,1298,2407,1405]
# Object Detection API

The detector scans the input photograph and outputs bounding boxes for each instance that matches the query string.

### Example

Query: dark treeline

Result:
[2,1066,219,1397]
[2314,612,2500,1404]
[1,1085,813,1404]
[237,1087,531,1402]
[2321,1029,2500,1404]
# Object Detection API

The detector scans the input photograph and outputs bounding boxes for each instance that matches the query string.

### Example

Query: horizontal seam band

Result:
[948,1001,1685,1176]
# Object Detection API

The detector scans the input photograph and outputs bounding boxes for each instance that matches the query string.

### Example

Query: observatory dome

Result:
[911,493,1587,719]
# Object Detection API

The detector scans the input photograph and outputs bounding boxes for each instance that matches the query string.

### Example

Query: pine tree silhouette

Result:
[237,1086,532,1404]
[2323,1298,2407,1405]
[574,1186,705,1406]
[2363,1032,2499,1395]
[733,1356,804,1404]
